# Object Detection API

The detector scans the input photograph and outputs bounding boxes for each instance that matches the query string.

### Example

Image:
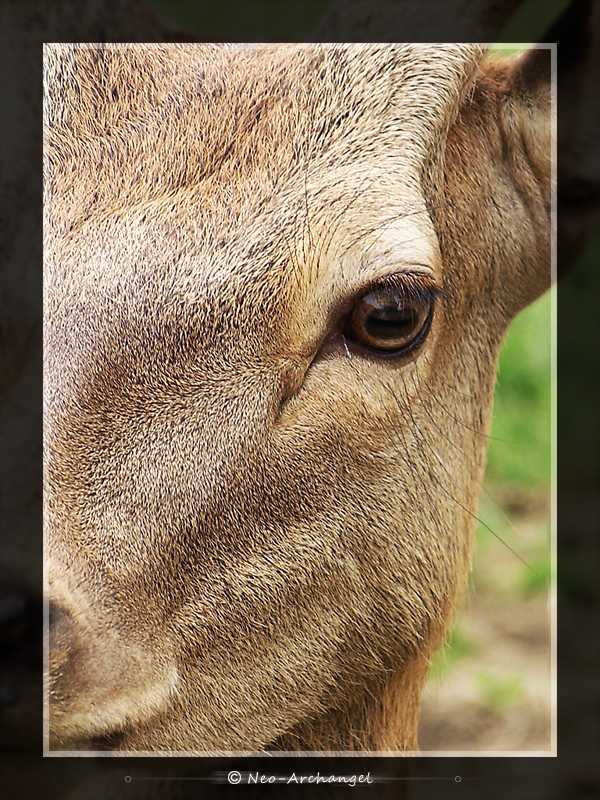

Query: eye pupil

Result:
[364,306,416,340]
[345,284,433,355]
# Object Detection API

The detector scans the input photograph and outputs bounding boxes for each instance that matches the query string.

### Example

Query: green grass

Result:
[486,291,552,491]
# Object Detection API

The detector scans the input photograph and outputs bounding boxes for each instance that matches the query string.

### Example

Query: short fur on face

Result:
[44,43,551,752]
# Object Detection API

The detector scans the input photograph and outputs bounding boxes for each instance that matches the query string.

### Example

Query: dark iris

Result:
[344,285,433,354]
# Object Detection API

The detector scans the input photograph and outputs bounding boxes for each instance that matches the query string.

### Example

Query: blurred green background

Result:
[487,290,551,492]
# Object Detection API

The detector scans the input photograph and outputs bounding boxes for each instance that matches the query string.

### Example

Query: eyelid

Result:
[367,271,443,300]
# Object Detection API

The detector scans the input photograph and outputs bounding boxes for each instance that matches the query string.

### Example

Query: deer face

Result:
[44,43,551,751]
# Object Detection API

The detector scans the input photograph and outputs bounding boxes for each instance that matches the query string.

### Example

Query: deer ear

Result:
[493,47,553,316]
[506,46,553,194]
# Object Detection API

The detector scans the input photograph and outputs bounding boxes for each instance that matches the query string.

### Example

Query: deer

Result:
[43,41,552,754]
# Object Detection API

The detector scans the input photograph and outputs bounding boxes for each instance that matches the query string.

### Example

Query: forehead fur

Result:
[44,44,485,348]
[44,44,483,225]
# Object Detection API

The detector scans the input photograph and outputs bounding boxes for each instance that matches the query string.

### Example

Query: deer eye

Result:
[344,284,433,355]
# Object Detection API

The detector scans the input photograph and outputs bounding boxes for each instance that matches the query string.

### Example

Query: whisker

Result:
[434,376,479,400]
[336,195,475,259]
[426,390,506,441]
[409,371,524,539]
[415,425,535,573]
[288,168,514,289]
[404,372,485,470]
[379,375,535,573]
[314,176,378,280]
[406,371,528,550]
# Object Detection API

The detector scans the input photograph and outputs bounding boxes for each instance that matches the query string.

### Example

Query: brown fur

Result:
[44,43,551,753]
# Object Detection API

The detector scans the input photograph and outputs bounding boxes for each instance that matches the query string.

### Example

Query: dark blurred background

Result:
[1,0,598,797]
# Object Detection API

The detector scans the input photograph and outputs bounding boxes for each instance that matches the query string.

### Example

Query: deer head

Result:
[44,42,551,752]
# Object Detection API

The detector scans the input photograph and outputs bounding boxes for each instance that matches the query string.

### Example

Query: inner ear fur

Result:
[449,48,553,323]
[501,47,555,313]
[502,47,553,315]
[505,47,553,197]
